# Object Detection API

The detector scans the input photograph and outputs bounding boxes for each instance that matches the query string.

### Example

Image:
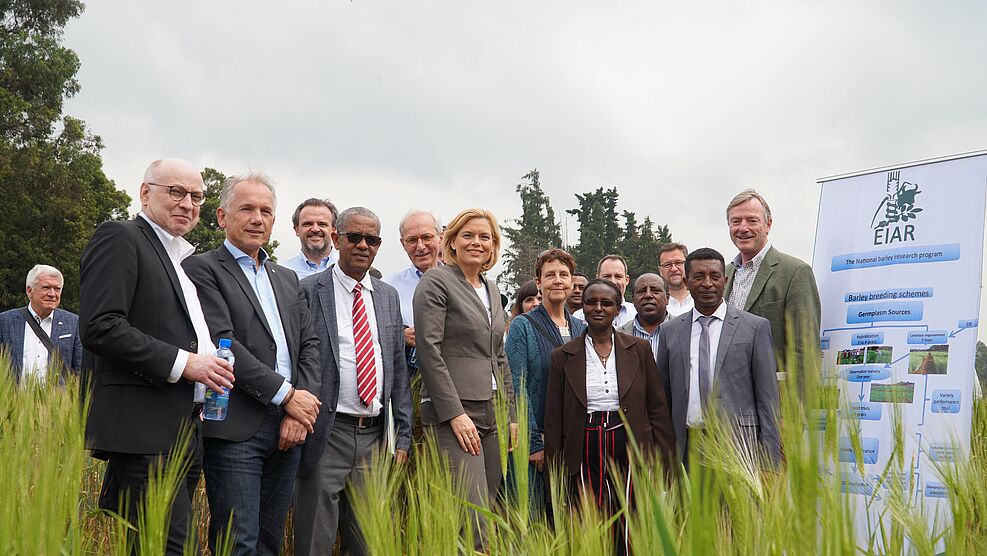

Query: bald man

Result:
[80,158,236,555]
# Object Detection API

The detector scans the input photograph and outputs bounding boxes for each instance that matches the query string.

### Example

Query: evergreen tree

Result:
[565,187,621,274]
[498,169,562,293]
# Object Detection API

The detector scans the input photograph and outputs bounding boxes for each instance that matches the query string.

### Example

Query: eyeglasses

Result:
[402,233,436,245]
[147,182,207,206]
[659,261,686,270]
[342,232,382,247]
[582,298,618,308]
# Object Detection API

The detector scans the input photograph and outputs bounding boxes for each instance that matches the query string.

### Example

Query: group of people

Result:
[0,157,822,554]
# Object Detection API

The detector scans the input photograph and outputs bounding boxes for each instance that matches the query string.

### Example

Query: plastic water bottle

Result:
[204,338,234,421]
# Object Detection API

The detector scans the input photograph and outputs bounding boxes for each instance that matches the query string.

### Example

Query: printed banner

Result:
[813,151,987,549]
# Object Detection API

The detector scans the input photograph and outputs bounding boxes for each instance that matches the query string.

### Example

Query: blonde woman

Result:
[413,208,518,550]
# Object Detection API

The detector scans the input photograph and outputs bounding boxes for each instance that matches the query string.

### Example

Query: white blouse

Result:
[584,333,620,412]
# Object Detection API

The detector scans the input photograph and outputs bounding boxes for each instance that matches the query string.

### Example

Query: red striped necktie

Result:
[352,283,377,406]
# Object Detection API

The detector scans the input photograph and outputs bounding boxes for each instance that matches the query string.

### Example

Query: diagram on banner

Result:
[813,152,987,550]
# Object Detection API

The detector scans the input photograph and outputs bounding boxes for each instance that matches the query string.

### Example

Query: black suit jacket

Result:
[183,244,321,442]
[80,215,200,456]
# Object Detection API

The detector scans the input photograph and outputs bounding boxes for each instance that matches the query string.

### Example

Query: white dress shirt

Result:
[666,293,695,317]
[140,212,214,402]
[687,302,728,427]
[332,264,385,416]
[585,332,620,412]
[473,283,498,391]
[21,305,52,382]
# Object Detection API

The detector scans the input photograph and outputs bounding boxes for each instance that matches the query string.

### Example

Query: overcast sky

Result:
[62,1,987,337]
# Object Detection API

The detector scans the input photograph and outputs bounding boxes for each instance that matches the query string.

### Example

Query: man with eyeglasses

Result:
[383,209,443,375]
[282,198,340,279]
[80,158,236,554]
[658,243,694,317]
[295,207,413,555]
[183,172,322,555]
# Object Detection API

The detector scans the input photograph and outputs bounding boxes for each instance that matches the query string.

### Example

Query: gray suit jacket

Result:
[183,244,321,442]
[413,264,515,424]
[297,265,413,478]
[0,307,83,382]
[656,303,781,464]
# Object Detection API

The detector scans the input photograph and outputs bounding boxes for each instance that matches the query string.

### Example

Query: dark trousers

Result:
[98,412,202,556]
[294,415,383,556]
[203,404,300,556]
[422,399,501,552]
[579,410,630,555]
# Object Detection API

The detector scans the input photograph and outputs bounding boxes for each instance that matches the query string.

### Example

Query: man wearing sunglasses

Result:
[183,172,322,555]
[295,207,413,556]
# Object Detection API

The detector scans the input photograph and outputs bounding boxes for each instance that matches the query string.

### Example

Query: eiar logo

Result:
[871,170,922,245]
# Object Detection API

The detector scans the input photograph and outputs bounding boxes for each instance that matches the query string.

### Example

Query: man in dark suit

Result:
[295,207,413,556]
[80,158,236,555]
[183,173,322,556]
[723,189,821,380]
[0,264,82,382]
[656,247,781,467]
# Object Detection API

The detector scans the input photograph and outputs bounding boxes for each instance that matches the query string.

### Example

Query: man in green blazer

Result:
[723,189,821,381]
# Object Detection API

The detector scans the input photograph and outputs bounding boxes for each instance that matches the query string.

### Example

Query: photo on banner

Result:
[813,150,987,552]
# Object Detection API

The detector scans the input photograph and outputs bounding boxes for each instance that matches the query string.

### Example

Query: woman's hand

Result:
[451,413,481,456]
[508,422,519,452]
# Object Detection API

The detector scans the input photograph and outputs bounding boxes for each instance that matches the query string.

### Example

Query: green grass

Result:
[4,321,987,554]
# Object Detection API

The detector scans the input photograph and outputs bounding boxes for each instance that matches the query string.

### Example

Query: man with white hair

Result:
[0,264,82,382]
[382,208,443,374]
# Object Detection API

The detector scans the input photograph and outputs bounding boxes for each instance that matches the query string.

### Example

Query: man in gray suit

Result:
[295,206,413,556]
[183,173,322,555]
[0,264,82,382]
[656,247,781,467]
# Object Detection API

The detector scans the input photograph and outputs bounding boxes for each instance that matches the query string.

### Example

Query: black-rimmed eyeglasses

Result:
[147,182,206,206]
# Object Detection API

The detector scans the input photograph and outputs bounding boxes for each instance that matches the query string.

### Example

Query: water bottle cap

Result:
[218,338,232,349]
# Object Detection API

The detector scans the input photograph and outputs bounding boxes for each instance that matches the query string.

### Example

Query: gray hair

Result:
[398,208,441,237]
[726,188,772,222]
[219,171,278,211]
[337,207,381,233]
[26,264,63,289]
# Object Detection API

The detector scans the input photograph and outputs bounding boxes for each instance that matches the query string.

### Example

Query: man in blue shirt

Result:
[183,173,322,556]
[281,198,339,278]
[382,209,443,374]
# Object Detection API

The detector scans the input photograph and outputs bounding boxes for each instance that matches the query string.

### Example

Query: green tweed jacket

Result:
[725,246,821,374]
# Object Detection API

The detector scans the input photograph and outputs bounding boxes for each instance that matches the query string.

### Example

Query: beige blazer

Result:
[413,264,515,423]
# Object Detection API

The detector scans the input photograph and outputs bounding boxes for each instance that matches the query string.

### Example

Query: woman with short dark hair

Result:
[544,278,675,553]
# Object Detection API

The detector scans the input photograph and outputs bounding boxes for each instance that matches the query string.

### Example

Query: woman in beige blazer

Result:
[413,208,517,550]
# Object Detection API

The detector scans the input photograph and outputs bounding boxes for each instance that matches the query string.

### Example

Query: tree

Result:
[565,187,621,275]
[498,169,562,293]
[184,167,279,258]
[1,1,131,313]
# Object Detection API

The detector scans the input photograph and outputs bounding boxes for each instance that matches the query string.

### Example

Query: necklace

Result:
[594,345,612,367]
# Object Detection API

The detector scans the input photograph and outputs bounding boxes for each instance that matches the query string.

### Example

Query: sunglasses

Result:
[341,232,382,247]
